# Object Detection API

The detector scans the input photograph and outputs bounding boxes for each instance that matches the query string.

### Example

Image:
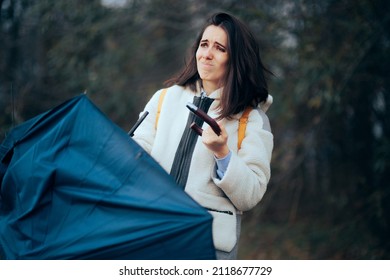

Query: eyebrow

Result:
[200,39,227,49]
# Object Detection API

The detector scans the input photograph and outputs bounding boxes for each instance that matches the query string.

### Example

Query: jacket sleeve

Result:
[212,108,274,211]
[132,89,163,153]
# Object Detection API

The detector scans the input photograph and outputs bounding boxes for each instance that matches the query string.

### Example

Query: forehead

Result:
[201,25,228,45]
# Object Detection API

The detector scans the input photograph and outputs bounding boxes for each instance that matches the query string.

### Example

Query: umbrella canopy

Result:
[0,94,215,260]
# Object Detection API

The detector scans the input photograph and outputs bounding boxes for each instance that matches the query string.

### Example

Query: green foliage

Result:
[0,0,389,259]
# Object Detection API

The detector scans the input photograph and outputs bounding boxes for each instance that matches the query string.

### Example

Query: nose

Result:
[203,47,213,59]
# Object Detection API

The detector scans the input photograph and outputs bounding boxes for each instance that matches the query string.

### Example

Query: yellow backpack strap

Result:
[155,88,168,129]
[237,107,252,150]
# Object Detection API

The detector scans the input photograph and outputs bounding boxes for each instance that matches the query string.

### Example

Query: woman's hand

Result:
[202,121,229,158]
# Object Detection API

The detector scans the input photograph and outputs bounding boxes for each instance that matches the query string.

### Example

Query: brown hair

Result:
[165,12,272,119]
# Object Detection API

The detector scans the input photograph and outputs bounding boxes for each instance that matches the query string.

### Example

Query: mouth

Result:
[200,62,213,67]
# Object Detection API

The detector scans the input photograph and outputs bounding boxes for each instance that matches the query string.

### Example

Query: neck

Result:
[202,81,219,95]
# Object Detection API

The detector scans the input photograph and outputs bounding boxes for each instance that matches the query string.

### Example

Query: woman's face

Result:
[196,25,229,93]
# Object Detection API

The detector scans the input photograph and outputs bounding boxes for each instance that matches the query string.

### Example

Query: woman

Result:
[133,12,273,259]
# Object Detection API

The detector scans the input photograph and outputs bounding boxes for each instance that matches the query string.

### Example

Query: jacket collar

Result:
[196,80,223,100]
[260,95,273,112]
[195,80,273,113]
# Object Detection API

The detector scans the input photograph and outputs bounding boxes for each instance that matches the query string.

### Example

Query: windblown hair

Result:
[165,12,272,119]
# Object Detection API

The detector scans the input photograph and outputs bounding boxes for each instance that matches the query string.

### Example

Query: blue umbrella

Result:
[0,94,215,260]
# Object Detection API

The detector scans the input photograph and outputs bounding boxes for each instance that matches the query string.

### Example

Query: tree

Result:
[241,0,390,259]
[1,0,388,259]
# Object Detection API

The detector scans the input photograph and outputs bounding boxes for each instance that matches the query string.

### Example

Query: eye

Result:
[216,45,226,52]
[200,42,208,48]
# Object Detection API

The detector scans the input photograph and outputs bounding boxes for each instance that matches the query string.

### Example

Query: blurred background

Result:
[0,0,389,259]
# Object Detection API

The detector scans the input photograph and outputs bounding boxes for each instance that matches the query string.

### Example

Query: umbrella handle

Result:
[190,122,203,136]
[186,103,221,136]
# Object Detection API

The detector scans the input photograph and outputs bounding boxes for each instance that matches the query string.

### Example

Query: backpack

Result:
[155,88,252,150]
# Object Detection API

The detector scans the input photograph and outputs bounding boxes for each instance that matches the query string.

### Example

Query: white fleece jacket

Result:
[133,84,273,252]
